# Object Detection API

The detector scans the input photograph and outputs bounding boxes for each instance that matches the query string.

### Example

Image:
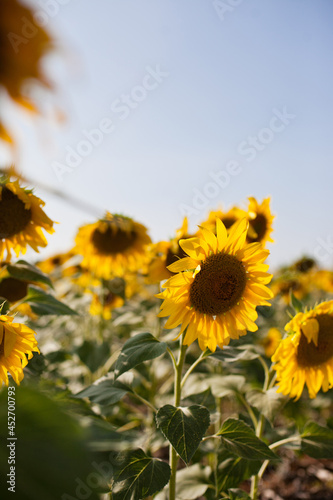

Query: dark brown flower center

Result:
[297,314,333,367]
[91,226,137,255]
[295,257,316,273]
[280,279,301,295]
[0,187,32,239]
[189,253,247,315]
[247,214,267,243]
[222,217,237,229]
[0,278,28,302]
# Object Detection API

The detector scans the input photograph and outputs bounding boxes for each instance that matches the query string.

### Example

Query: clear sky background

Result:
[1,0,333,269]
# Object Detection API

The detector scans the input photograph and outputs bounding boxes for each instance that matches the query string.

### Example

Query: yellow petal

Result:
[301,318,319,346]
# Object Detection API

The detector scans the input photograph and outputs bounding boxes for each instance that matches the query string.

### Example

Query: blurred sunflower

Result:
[157,218,273,352]
[0,314,39,385]
[199,206,246,234]
[246,197,274,246]
[0,178,55,261]
[272,301,333,399]
[74,213,151,279]
[89,291,124,320]
[0,0,52,143]
[147,217,194,284]
[37,250,75,275]
[313,270,333,294]
[0,267,36,319]
[260,327,282,358]
[293,256,317,274]
[270,274,310,304]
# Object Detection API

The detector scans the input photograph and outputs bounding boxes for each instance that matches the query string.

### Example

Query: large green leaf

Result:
[6,260,53,288]
[216,450,261,495]
[74,379,132,406]
[76,340,110,373]
[156,405,210,464]
[23,286,78,316]
[0,385,101,500]
[217,456,247,493]
[301,421,333,458]
[114,332,167,379]
[246,388,286,424]
[217,418,278,461]
[112,449,171,500]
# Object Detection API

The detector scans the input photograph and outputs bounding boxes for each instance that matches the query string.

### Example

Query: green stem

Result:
[131,391,157,413]
[238,393,258,429]
[180,348,208,390]
[257,435,301,480]
[250,356,272,500]
[169,337,187,500]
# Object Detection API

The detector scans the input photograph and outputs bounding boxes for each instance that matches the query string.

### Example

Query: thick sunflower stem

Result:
[169,338,187,500]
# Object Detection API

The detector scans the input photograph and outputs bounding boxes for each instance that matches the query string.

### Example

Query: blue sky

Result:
[1,0,333,269]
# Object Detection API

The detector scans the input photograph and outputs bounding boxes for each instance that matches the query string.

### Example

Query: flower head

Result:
[272,301,333,399]
[0,178,55,261]
[157,218,273,352]
[73,213,151,279]
[246,197,274,246]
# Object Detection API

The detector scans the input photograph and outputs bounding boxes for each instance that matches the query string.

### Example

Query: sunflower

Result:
[0,0,52,143]
[89,291,124,320]
[147,217,195,284]
[0,266,37,319]
[199,206,246,234]
[157,218,273,352]
[0,314,39,385]
[0,178,55,261]
[37,250,75,275]
[272,301,333,399]
[74,213,151,279]
[270,274,310,304]
[313,270,333,294]
[246,197,274,246]
[260,327,282,358]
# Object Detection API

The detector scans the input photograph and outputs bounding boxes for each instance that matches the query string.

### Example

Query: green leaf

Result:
[246,388,286,423]
[217,418,278,461]
[7,260,53,288]
[114,332,167,379]
[216,449,261,495]
[76,340,110,373]
[217,456,247,493]
[112,449,171,500]
[0,386,100,500]
[156,404,210,464]
[301,421,333,458]
[74,379,132,406]
[23,286,78,316]
[211,345,260,363]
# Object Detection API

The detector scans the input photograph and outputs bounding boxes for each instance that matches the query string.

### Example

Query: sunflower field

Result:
[1,1,333,500]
